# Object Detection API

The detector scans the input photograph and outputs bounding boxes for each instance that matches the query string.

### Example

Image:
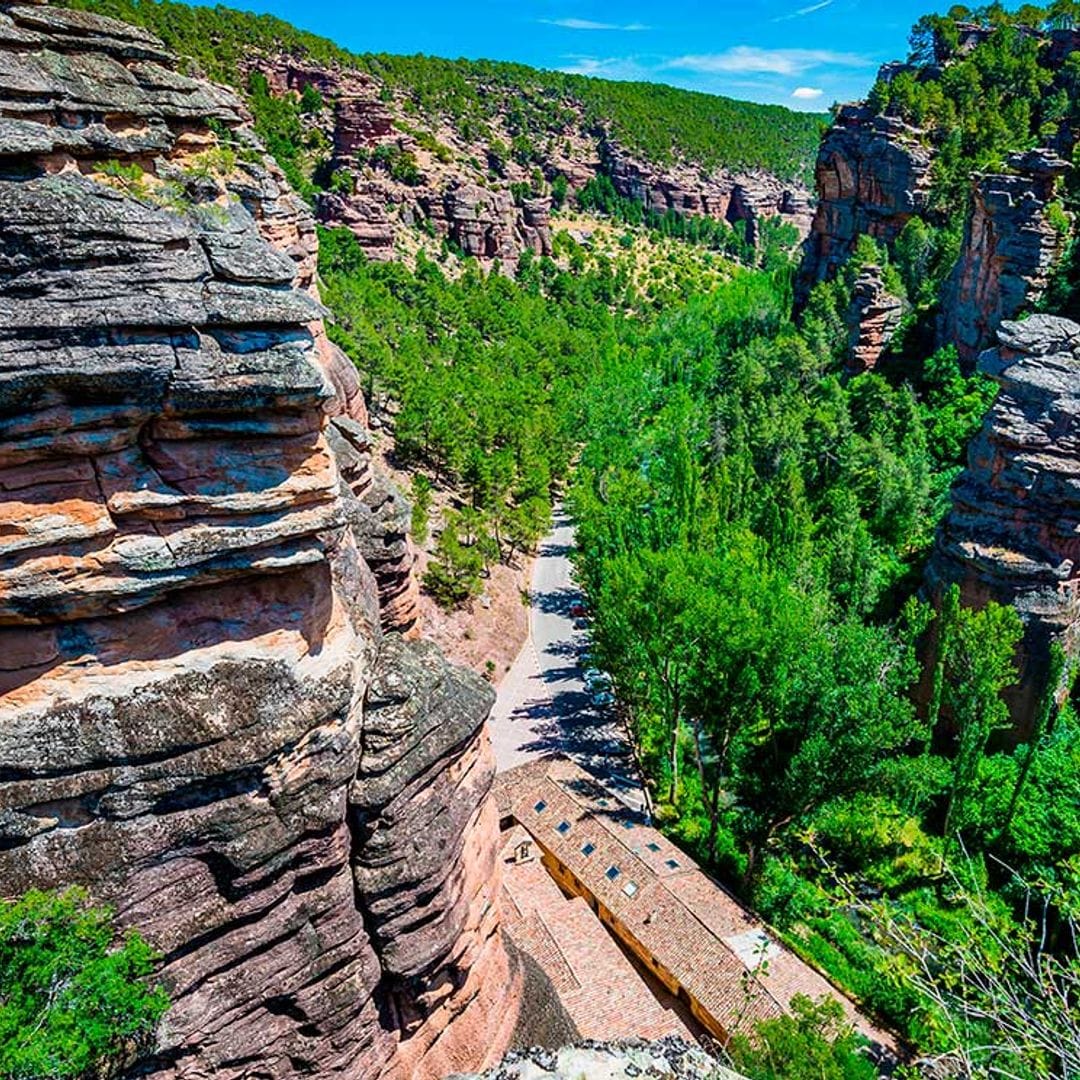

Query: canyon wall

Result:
[797,104,932,300]
[924,315,1080,728]
[0,5,518,1078]
[252,56,813,269]
[940,150,1070,364]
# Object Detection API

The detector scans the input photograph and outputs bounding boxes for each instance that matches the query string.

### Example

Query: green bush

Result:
[728,995,877,1080]
[0,888,168,1080]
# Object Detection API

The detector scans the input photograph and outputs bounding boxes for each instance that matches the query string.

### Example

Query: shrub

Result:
[0,888,168,1080]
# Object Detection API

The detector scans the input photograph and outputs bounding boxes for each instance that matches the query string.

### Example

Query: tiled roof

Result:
[503,759,896,1050]
[500,826,692,1041]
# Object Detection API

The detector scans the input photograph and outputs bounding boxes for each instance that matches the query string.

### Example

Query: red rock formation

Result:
[239,60,813,267]
[603,141,813,245]
[844,264,904,372]
[924,315,1080,729]
[797,105,932,300]
[939,150,1069,364]
[0,7,516,1078]
[318,183,398,261]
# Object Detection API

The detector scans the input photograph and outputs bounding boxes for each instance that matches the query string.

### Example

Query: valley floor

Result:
[489,507,647,813]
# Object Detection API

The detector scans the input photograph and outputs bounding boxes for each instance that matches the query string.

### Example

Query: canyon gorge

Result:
[4,2,1080,1079]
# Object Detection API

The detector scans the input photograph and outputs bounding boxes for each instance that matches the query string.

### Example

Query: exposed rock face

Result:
[924,315,1080,728]
[0,5,515,1078]
[318,183,397,261]
[328,417,421,639]
[940,150,1070,364]
[452,1038,744,1080]
[245,61,813,268]
[604,141,814,246]
[844,264,904,372]
[797,104,932,298]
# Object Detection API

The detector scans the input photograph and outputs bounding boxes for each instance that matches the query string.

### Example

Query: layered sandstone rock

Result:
[844,264,904,372]
[242,59,812,267]
[797,104,933,298]
[940,150,1070,364]
[0,5,514,1078]
[925,315,1080,728]
[603,141,813,245]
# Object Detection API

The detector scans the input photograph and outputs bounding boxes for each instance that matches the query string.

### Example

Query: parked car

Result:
[590,689,615,708]
[569,602,588,618]
[573,617,590,630]
[584,668,611,689]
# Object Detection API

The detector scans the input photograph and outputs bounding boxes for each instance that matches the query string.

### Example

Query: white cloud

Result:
[791,85,825,99]
[666,46,871,76]
[771,0,833,20]
[540,17,649,30]
[557,54,657,80]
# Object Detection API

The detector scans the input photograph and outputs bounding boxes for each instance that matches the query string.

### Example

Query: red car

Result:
[569,603,588,618]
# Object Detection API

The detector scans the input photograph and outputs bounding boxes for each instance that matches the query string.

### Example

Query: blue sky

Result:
[205,0,936,111]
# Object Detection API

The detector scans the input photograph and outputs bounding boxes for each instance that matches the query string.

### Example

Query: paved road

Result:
[489,506,647,814]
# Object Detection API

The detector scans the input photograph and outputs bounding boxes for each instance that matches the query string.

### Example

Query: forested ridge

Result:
[62,0,825,182]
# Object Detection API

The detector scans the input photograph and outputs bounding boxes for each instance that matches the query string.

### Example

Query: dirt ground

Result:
[414,546,533,685]
[371,422,532,686]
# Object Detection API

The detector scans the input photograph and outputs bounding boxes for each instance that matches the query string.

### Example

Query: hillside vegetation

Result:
[63,0,825,181]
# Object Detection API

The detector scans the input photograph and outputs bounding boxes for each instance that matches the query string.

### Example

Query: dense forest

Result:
[62,0,825,182]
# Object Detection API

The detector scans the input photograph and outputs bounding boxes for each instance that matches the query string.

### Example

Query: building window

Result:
[623,880,639,898]
[646,842,661,852]
[581,842,596,856]
[666,858,680,870]
[555,820,571,835]
[605,865,621,881]
[533,800,546,813]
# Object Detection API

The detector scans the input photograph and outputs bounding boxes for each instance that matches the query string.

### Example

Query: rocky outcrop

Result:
[797,104,933,298]
[452,1038,744,1080]
[844,264,904,371]
[604,142,813,245]
[924,315,1080,729]
[243,60,813,268]
[0,5,516,1078]
[318,182,397,261]
[328,417,421,638]
[940,150,1070,364]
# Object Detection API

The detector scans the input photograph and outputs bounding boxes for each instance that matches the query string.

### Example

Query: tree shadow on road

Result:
[530,585,583,616]
[538,541,575,559]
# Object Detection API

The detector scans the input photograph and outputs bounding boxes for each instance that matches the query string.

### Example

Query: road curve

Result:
[488,505,647,813]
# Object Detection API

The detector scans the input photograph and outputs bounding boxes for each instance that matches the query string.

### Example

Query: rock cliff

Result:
[924,315,1080,728]
[940,150,1070,364]
[0,4,517,1077]
[844,263,905,372]
[797,104,932,300]
[250,56,812,269]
